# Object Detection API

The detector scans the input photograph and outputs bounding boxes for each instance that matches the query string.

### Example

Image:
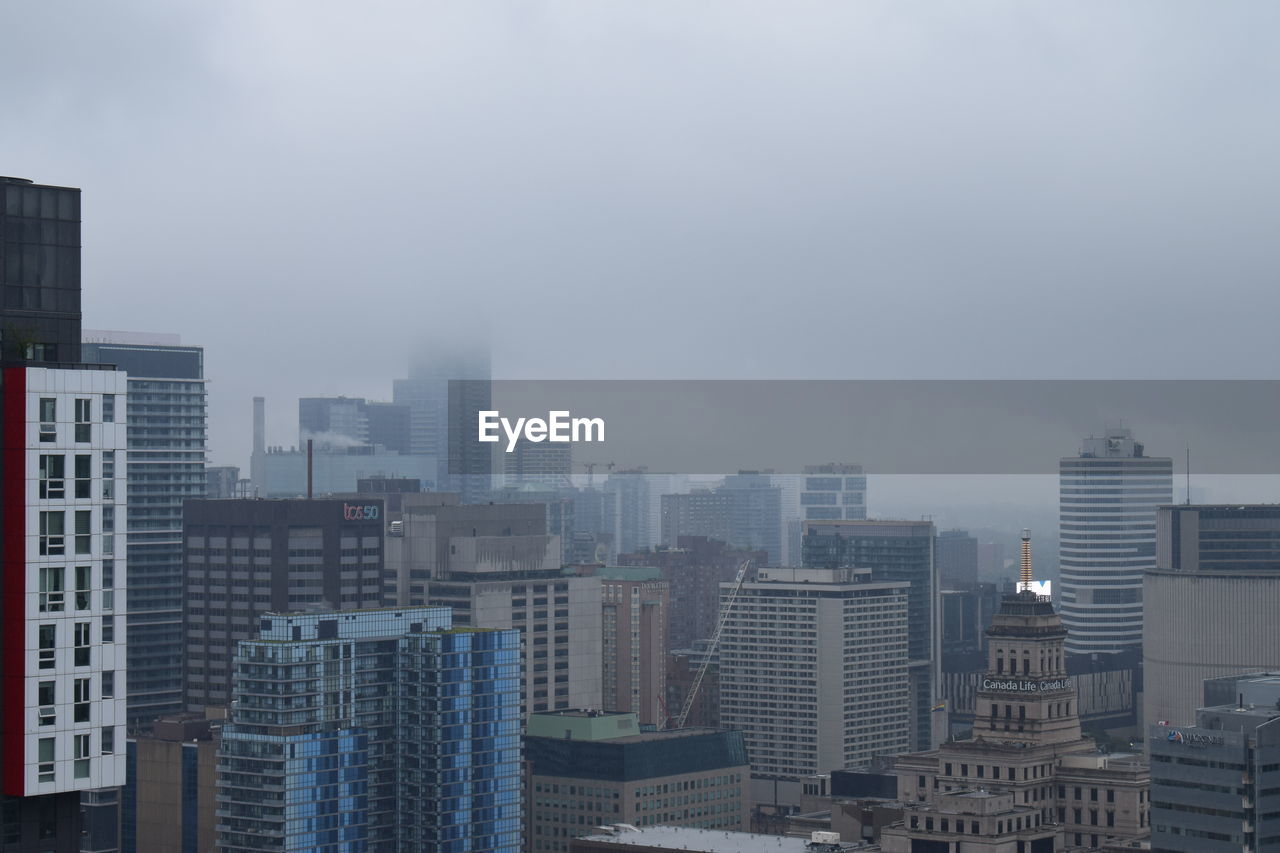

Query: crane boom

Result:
[672,559,751,729]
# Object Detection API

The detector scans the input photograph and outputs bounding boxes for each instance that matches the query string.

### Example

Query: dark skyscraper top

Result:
[0,177,82,364]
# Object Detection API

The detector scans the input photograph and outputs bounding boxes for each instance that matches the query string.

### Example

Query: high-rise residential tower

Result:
[216,607,522,853]
[1,177,127,851]
[82,334,207,725]
[1059,427,1172,655]
[597,567,668,727]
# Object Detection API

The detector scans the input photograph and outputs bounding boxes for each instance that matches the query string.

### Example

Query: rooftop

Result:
[575,825,868,852]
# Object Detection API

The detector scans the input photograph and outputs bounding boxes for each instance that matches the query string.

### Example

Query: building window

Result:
[38,737,55,782]
[38,455,65,499]
[73,734,90,779]
[102,451,115,499]
[38,566,64,612]
[39,511,65,555]
[102,727,115,755]
[102,395,114,423]
[38,624,56,669]
[38,681,55,726]
[74,565,91,610]
[102,559,114,611]
[102,671,114,699]
[74,454,90,499]
[74,622,91,667]
[38,399,56,442]
[73,678,91,722]
[74,399,91,442]
[74,510,91,555]
[102,615,114,643]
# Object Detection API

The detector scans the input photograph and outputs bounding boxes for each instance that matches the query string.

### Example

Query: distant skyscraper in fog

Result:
[1058,426,1171,655]
[504,437,571,488]
[799,463,866,521]
[937,529,978,589]
[393,345,492,503]
[298,396,410,453]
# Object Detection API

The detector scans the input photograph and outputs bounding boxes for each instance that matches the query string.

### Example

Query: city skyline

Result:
[4,4,1279,471]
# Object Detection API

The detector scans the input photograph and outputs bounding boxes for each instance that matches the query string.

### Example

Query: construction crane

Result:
[671,559,752,730]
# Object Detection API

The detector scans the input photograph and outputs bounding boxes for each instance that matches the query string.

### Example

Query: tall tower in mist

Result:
[1058,426,1171,655]
[392,344,492,503]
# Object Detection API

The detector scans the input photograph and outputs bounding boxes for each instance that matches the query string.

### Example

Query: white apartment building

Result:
[717,566,910,780]
[5,366,127,796]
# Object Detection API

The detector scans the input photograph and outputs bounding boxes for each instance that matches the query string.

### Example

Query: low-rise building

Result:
[1148,673,1280,853]
[881,789,1058,852]
[569,826,870,853]
[525,710,750,853]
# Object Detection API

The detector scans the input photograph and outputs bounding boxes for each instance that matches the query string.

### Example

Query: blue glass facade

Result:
[216,608,522,853]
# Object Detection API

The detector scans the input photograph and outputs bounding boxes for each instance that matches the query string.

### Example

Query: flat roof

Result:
[575,826,862,852]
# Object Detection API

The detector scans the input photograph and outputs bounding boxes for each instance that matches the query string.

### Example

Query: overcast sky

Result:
[3,2,1278,469]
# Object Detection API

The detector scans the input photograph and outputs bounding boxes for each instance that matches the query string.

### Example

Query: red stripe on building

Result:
[2,367,28,795]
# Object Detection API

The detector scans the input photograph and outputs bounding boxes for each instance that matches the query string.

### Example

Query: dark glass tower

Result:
[81,340,207,725]
[1,177,82,363]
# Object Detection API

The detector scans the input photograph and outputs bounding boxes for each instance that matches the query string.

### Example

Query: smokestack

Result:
[250,396,266,499]
[253,396,265,455]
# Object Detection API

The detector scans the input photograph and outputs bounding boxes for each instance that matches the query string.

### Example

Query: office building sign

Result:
[981,677,1074,694]
[343,503,380,520]
[1165,729,1224,747]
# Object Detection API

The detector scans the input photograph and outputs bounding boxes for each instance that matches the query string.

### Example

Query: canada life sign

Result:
[343,503,380,521]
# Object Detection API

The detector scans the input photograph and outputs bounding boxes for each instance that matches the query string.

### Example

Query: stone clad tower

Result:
[895,531,1152,850]
[975,529,1082,746]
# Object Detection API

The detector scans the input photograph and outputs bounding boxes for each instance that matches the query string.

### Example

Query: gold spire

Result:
[1019,527,1033,591]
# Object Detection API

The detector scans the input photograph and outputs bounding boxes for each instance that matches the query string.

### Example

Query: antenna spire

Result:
[1019,528,1033,592]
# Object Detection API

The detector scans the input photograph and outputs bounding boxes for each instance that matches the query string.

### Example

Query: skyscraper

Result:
[393,346,492,503]
[216,607,522,853]
[182,498,386,710]
[81,333,207,725]
[937,529,979,589]
[1058,426,1172,655]
[597,567,668,726]
[1,177,127,851]
[603,469,651,556]
[1143,504,1280,726]
[802,519,938,751]
[718,567,911,781]
[298,395,411,452]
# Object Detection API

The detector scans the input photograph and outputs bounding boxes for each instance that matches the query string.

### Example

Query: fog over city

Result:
[4,1,1280,477]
